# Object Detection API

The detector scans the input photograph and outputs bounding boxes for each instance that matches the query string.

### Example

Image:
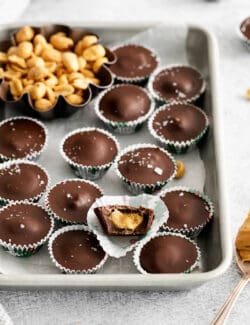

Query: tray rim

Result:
[0,21,232,289]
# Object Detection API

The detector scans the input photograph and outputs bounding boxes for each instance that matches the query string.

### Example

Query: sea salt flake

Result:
[179,192,184,197]
[20,224,25,229]
[154,167,163,175]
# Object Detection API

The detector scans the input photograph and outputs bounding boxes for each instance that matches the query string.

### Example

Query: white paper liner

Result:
[60,127,120,180]
[158,186,214,237]
[87,194,169,258]
[0,116,48,162]
[45,178,103,225]
[110,43,159,83]
[133,231,201,274]
[94,84,155,134]
[148,64,206,105]
[114,143,177,194]
[0,159,50,206]
[148,103,209,154]
[0,202,54,257]
[48,224,108,274]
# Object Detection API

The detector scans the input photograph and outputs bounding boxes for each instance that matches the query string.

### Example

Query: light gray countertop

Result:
[1,0,250,324]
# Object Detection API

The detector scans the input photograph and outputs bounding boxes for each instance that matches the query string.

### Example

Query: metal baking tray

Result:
[0,22,232,289]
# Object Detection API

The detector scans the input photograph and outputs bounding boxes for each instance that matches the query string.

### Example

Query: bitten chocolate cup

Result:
[0,116,48,162]
[238,17,250,49]
[60,127,119,180]
[148,103,209,154]
[109,44,159,84]
[95,84,155,134]
[0,160,50,206]
[48,225,108,274]
[46,179,103,225]
[0,24,116,120]
[0,202,54,257]
[159,186,214,237]
[133,232,200,274]
[148,65,206,105]
[115,143,177,194]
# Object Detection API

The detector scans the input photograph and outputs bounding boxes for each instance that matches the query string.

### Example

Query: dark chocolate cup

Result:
[0,202,54,257]
[158,186,214,237]
[238,17,250,50]
[95,84,155,134]
[148,64,206,106]
[0,24,116,120]
[0,116,48,162]
[115,143,177,194]
[45,178,103,225]
[133,232,200,274]
[110,44,159,85]
[60,127,120,180]
[48,224,108,274]
[148,103,209,154]
[0,159,50,206]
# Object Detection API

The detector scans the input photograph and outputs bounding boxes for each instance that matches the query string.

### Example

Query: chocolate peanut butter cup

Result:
[0,202,54,256]
[134,232,200,274]
[159,187,214,236]
[48,225,108,274]
[110,44,158,83]
[0,116,47,162]
[0,160,49,205]
[115,144,176,194]
[95,84,154,134]
[148,103,209,153]
[46,179,103,225]
[239,17,250,48]
[149,65,206,105]
[61,127,119,180]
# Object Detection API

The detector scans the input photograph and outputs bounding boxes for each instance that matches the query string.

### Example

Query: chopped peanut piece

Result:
[175,161,186,179]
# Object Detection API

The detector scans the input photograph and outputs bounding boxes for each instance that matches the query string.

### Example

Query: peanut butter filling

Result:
[110,209,143,231]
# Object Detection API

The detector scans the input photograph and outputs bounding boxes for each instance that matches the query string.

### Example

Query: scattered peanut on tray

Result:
[0,26,109,111]
[175,160,185,179]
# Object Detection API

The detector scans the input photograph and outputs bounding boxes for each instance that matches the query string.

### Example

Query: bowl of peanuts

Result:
[0,24,116,119]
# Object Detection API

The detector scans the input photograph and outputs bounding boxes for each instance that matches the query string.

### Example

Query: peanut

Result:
[62,52,79,72]
[8,55,26,68]
[54,84,74,96]
[29,82,47,100]
[45,87,56,104]
[50,32,74,51]
[83,44,105,61]
[35,98,53,111]
[81,35,98,49]
[28,66,48,81]
[72,78,88,90]
[9,78,23,97]
[17,41,33,59]
[45,75,58,87]
[42,47,61,62]
[0,52,8,64]
[66,93,84,105]
[93,57,108,72]
[175,161,185,179]
[15,26,34,43]
[27,56,45,68]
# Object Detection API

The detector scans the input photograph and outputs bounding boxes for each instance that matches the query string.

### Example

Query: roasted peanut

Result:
[8,63,27,74]
[0,67,4,78]
[83,44,105,61]
[45,87,56,104]
[80,69,95,78]
[42,47,61,62]
[58,74,68,85]
[4,70,21,80]
[28,66,48,81]
[9,78,23,97]
[17,41,33,59]
[74,41,83,56]
[54,84,74,96]
[72,78,88,90]
[22,78,34,87]
[93,57,108,72]
[8,55,26,68]
[78,57,87,71]
[45,75,58,87]
[175,161,185,179]
[27,56,45,68]
[50,32,74,51]
[62,52,79,72]
[81,35,98,49]
[34,34,47,47]
[246,88,250,99]
[15,26,34,43]
[45,61,57,73]
[35,98,53,111]
[67,72,84,83]
[7,46,18,56]
[66,93,84,105]
[29,82,47,100]
[86,77,100,85]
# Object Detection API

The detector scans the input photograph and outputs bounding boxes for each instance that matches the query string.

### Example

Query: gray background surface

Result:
[1,0,250,324]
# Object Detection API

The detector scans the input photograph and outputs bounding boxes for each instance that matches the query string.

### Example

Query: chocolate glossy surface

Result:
[140,235,197,273]
[110,45,158,78]
[99,85,151,122]
[118,147,175,184]
[0,162,48,201]
[152,66,204,102]
[0,118,46,159]
[63,130,118,166]
[240,17,250,39]
[0,203,51,245]
[160,190,210,229]
[48,180,102,223]
[152,104,206,142]
[52,229,105,271]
